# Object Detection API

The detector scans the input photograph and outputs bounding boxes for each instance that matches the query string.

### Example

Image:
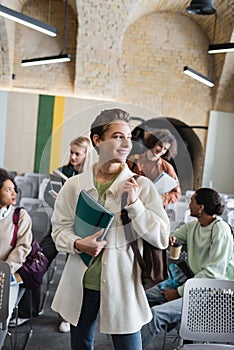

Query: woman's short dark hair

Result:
[143,129,177,160]
[90,109,130,152]
[0,168,17,192]
[195,188,224,216]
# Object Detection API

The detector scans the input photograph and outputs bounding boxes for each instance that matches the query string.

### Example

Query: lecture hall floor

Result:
[3,253,178,350]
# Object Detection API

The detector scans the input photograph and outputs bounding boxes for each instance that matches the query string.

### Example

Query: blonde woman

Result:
[44,136,92,208]
[59,136,92,177]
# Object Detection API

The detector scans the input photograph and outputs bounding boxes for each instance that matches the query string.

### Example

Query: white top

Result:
[0,206,32,274]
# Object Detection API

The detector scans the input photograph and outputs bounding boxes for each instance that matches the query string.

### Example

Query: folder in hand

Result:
[74,190,115,267]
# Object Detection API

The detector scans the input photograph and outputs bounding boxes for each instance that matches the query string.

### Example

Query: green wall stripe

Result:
[34,95,54,173]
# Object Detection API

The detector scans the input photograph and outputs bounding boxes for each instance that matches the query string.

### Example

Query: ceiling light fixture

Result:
[21,54,71,66]
[208,43,234,54]
[21,0,71,67]
[183,66,214,87]
[0,4,56,37]
[185,0,216,15]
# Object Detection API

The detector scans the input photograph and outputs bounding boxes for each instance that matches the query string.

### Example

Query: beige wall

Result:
[202,111,234,194]
[5,92,39,174]
[3,91,234,194]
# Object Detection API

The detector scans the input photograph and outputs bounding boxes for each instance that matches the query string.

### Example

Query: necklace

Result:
[96,164,124,183]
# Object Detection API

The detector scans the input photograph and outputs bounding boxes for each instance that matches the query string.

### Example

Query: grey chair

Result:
[15,176,34,199]
[177,278,234,349]
[24,177,39,198]
[16,187,22,207]
[0,261,10,331]
[8,171,17,178]
[19,198,43,212]
[29,210,51,243]
[24,173,48,198]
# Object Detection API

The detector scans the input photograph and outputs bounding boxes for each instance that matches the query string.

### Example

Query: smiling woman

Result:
[51,108,170,350]
[127,128,181,208]
[93,121,132,184]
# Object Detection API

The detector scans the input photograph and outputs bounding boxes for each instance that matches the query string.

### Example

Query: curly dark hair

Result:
[143,129,177,160]
[90,109,130,153]
[0,168,17,192]
[195,188,224,216]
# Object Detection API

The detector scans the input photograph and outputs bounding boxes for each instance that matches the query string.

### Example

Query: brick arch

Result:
[119,11,212,112]
[10,0,77,95]
[166,117,204,191]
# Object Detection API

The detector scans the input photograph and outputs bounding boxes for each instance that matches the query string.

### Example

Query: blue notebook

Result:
[74,190,115,267]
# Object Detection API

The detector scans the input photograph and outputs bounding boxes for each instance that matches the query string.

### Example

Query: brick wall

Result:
[0,0,233,187]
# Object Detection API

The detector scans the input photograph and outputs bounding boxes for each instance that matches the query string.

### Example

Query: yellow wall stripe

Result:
[49,96,65,173]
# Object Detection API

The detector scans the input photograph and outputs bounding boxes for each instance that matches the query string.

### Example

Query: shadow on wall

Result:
[128,117,203,194]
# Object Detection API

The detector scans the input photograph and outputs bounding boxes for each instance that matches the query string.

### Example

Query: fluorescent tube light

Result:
[21,54,71,66]
[208,43,234,54]
[0,4,56,37]
[183,66,214,87]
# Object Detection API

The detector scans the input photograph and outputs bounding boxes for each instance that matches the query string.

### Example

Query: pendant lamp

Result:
[21,0,70,66]
[186,0,216,15]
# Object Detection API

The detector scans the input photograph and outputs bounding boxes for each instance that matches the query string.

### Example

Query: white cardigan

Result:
[51,164,170,333]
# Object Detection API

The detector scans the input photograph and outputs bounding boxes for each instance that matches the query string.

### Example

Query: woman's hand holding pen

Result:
[121,177,140,206]
[74,230,107,257]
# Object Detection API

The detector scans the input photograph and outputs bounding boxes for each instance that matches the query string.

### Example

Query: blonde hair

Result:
[70,136,91,150]
[69,136,92,171]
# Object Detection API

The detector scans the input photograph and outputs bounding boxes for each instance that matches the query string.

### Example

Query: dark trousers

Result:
[70,288,142,350]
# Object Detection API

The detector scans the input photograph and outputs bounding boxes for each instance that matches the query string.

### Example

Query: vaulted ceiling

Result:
[0,0,233,112]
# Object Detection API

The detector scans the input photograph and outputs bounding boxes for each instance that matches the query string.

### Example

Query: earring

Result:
[198,209,202,217]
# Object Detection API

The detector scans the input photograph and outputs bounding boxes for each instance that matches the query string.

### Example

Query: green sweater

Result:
[170,218,234,296]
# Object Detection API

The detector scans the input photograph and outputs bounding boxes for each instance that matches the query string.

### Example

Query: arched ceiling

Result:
[125,0,234,112]
[0,0,233,111]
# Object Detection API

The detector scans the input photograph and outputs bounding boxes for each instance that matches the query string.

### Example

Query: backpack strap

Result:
[120,175,147,273]
[11,207,22,248]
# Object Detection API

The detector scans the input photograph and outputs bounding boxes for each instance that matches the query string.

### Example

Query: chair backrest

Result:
[8,170,17,178]
[29,210,51,243]
[16,187,22,206]
[183,209,194,223]
[38,178,50,200]
[0,261,11,330]
[15,176,34,198]
[185,190,195,202]
[180,278,234,343]
[24,175,40,198]
[19,197,43,212]
[172,201,190,223]
[227,210,234,228]
[25,173,48,195]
